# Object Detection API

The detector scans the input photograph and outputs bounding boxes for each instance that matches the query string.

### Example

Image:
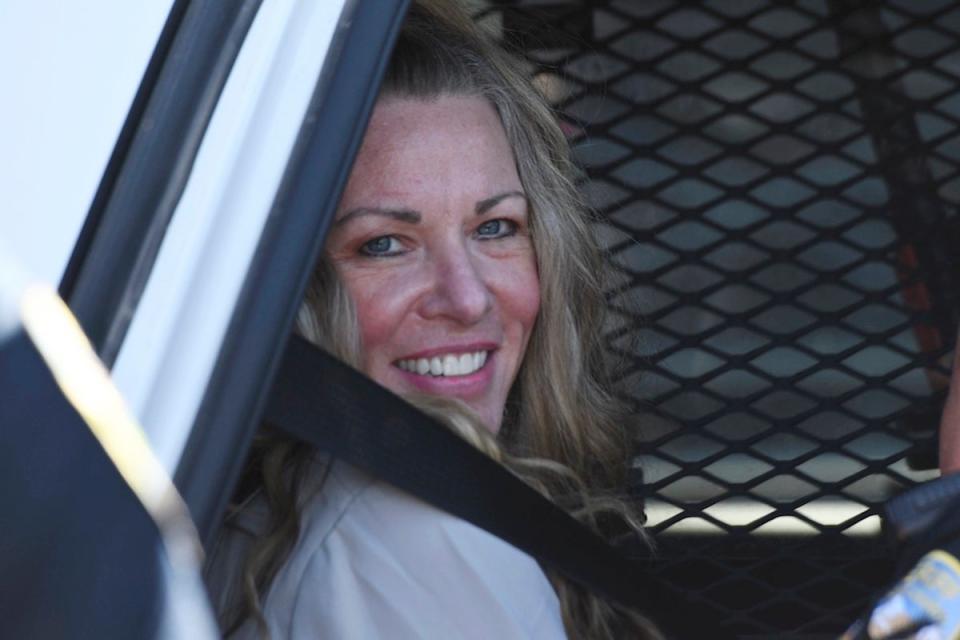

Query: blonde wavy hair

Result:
[217,2,661,638]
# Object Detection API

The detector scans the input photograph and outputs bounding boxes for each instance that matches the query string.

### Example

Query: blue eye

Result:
[360,236,400,256]
[476,219,516,239]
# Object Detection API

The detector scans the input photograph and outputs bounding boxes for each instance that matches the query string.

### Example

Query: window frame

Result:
[59,0,411,545]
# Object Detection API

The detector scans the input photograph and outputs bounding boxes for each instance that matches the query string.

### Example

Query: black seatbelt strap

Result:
[264,335,729,638]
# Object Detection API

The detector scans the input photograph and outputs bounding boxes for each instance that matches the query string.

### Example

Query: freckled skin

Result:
[325,96,541,432]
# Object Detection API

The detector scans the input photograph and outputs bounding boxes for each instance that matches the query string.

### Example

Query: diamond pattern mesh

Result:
[477,1,960,635]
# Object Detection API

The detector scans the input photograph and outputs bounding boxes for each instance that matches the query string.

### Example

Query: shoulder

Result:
[283,460,566,638]
[301,460,545,585]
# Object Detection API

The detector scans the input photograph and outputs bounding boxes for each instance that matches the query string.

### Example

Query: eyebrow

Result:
[334,207,421,226]
[335,191,527,226]
[476,190,527,216]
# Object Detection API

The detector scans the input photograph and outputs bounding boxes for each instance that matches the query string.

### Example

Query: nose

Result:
[419,246,493,325]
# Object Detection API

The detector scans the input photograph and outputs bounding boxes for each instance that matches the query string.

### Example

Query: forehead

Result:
[342,95,521,206]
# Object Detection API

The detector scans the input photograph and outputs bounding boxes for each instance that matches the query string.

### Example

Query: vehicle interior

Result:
[493,1,959,636]
[11,1,960,638]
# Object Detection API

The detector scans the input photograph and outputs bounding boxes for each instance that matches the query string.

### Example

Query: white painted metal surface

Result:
[111,0,351,473]
[0,1,174,285]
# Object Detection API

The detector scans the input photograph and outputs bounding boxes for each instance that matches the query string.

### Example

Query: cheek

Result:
[354,301,391,368]
[499,257,541,339]
[341,270,410,371]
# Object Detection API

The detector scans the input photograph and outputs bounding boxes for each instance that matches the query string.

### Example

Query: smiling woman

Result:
[327,96,540,431]
[204,2,660,638]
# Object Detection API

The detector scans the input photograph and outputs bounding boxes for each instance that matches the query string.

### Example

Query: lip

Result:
[394,349,496,398]
[394,342,499,360]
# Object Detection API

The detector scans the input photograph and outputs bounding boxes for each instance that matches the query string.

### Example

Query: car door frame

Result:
[60,0,411,545]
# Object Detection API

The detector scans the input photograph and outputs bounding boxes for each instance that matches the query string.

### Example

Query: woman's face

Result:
[326,95,540,432]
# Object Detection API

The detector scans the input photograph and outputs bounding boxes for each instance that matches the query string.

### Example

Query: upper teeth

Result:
[397,351,488,377]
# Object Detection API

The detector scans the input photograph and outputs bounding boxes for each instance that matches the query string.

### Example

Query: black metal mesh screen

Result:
[477,1,960,636]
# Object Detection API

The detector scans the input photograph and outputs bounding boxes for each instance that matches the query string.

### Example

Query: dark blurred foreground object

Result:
[0,264,216,640]
[842,474,960,639]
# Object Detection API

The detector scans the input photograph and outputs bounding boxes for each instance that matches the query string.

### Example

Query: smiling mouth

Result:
[395,351,489,377]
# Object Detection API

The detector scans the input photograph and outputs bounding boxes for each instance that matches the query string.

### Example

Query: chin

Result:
[480,414,501,435]
[470,400,504,436]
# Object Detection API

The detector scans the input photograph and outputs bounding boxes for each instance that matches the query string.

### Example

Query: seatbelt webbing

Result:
[264,335,726,638]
